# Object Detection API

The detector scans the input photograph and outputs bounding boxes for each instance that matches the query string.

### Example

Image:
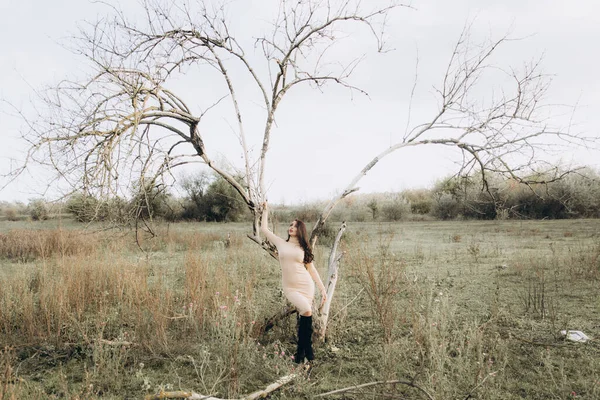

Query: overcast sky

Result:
[1,0,599,204]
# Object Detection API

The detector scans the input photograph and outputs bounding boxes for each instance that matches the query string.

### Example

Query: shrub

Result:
[130,180,174,221]
[272,208,293,224]
[28,199,48,221]
[315,222,338,247]
[432,193,460,220]
[367,199,379,220]
[67,193,129,223]
[381,196,409,221]
[410,198,433,214]
[67,193,101,222]
[295,204,320,223]
[179,173,249,222]
[201,177,248,222]
[404,189,433,215]
[463,192,497,220]
[350,208,370,222]
[4,207,19,221]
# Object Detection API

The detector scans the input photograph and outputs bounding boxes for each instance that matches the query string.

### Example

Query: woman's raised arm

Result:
[260,202,285,247]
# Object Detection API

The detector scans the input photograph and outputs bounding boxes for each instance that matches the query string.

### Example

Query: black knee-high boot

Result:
[295,315,314,363]
[303,315,314,361]
[294,316,305,363]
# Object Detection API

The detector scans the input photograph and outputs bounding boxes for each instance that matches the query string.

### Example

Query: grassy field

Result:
[1,218,599,399]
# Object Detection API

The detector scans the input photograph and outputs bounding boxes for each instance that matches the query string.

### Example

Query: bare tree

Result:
[9,0,596,341]
[14,0,400,241]
[309,27,593,241]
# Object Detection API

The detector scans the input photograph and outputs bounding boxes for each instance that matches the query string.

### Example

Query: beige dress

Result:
[260,219,322,315]
[275,240,315,315]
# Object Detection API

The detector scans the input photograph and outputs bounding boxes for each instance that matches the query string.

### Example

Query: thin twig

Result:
[315,379,434,400]
[343,389,406,399]
[329,288,364,321]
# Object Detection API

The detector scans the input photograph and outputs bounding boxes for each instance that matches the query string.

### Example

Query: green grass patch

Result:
[1,219,599,399]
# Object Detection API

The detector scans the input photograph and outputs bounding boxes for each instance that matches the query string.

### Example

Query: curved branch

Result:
[315,379,434,400]
[205,43,255,207]
[145,373,298,400]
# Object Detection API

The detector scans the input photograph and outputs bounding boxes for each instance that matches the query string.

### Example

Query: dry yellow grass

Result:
[0,229,97,262]
[0,220,599,399]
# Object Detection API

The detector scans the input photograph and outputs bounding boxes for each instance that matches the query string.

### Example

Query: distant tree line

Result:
[276,167,600,222]
[424,168,600,220]
[63,172,249,224]
[2,168,600,223]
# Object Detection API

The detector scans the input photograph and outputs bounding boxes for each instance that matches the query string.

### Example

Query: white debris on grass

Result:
[560,330,591,343]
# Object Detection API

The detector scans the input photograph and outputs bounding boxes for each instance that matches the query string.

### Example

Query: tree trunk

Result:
[315,221,347,339]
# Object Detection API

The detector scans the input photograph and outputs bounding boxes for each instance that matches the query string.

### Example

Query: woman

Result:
[260,201,327,364]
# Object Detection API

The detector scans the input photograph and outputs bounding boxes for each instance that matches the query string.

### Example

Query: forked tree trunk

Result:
[315,221,346,339]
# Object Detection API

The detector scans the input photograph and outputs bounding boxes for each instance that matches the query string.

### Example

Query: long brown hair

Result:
[287,219,314,265]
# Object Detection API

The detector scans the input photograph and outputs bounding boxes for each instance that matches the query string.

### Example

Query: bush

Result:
[179,171,211,220]
[4,207,19,221]
[28,199,48,221]
[462,191,497,220]
[404,189,433,215]
[295,204,320,223]
[67,194,129,223]
[130,180,174,221]
[381,197,409,221]
[501,184,569,219]
[367,199,379,220]
[410,198,433,215]
[67,194,100,222]
[314,221,338,247]
[179,173,249,222]
[432,193,460,220]
[350,208,370,222]
[202,178,248,222]
[272,208,294,224]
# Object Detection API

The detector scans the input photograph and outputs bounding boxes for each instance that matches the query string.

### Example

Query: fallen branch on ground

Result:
[96,339,135,346]
[145,373,297,400]
[315,379,434,400]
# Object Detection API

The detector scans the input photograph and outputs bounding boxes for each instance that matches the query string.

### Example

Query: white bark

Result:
[314,379,434,400]
[16,1,400,224]
[316,221,347,339]
[310,30,591,238]
[145,373,297,400]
